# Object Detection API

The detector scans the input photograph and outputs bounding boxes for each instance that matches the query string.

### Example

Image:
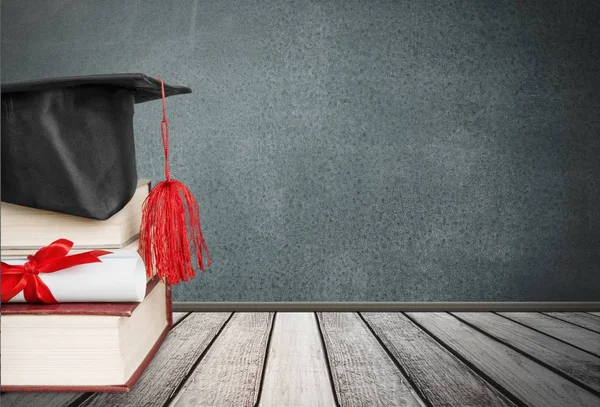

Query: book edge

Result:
[0,324,169,393]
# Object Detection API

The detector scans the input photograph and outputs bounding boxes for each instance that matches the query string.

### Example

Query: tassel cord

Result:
[160,79,171,181]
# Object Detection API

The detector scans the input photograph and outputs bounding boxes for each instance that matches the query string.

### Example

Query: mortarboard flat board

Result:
[1,73,192,220]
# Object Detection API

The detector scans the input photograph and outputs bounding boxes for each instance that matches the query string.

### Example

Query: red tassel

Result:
[139,78,210,284]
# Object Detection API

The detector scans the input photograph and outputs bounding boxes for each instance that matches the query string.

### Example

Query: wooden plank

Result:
[499,312,600,356]
[408,312,600,407]
[543,312,600,333]
[172,312,189,325]
[80,313,231,407]
[362,313,517,407]
[454,312,600,393]
[169,313,274,407]
[317,313,423,407]
[0,393,89,407]
[258,313,336,407]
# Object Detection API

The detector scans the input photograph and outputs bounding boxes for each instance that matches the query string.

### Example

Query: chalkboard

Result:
[2,0,599,301]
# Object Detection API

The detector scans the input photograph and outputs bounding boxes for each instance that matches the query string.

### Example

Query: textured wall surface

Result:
[2,0,599,301]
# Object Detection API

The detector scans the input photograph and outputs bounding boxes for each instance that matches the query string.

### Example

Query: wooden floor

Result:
[2,312,600,407]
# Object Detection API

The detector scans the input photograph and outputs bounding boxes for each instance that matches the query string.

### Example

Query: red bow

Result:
[1,239,111,303]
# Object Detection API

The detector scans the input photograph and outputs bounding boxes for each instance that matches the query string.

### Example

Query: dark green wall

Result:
[2,0,599,301]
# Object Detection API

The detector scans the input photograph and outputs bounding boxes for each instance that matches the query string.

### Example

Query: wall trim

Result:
[173,302,600,312]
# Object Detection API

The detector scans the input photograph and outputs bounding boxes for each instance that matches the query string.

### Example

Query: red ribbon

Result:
[1,239,112,303]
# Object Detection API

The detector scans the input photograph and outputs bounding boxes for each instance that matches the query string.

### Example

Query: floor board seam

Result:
[493,312,600,358]
[159,312,235,407]
[403,312,528,407]
[541,312,600,334]
[358,312,431,407]
[252,312,277,407]
[65,393,94,407]
[170,312,192,330]
[314,312,343,407]
[451,313,600,397]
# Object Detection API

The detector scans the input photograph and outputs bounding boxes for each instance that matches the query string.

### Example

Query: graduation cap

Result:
[1,73,210,284]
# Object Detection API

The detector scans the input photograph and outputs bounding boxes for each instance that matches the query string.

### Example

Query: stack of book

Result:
[0,179,171,392]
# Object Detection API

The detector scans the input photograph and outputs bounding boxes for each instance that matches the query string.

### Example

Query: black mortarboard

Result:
[2,74,209,284]
[1,73,192,220]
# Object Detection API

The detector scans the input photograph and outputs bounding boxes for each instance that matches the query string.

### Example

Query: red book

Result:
[0,277,172,392]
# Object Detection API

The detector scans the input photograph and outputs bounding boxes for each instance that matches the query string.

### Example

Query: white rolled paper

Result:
[3,251,147,303]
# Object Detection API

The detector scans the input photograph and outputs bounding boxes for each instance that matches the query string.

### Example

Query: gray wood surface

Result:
[453,312,600,393]
[362,312,517,407]
[499,312,600,355]
[0,392,88,407]
[259,313,336,407]
[172,312,190,325]
[543,312,600,333]
[317,312,424,407]
[5,311,600,407]
[169,313,274,407]
[80,313,231,407]
[408,312,600,407]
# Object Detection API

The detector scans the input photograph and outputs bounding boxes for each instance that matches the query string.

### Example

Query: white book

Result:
[1,179,150,251]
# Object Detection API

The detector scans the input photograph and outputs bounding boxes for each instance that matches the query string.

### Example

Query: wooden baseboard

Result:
[172,302,600,312]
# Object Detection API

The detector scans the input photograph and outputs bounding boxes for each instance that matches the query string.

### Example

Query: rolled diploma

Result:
[4,251,146,303]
